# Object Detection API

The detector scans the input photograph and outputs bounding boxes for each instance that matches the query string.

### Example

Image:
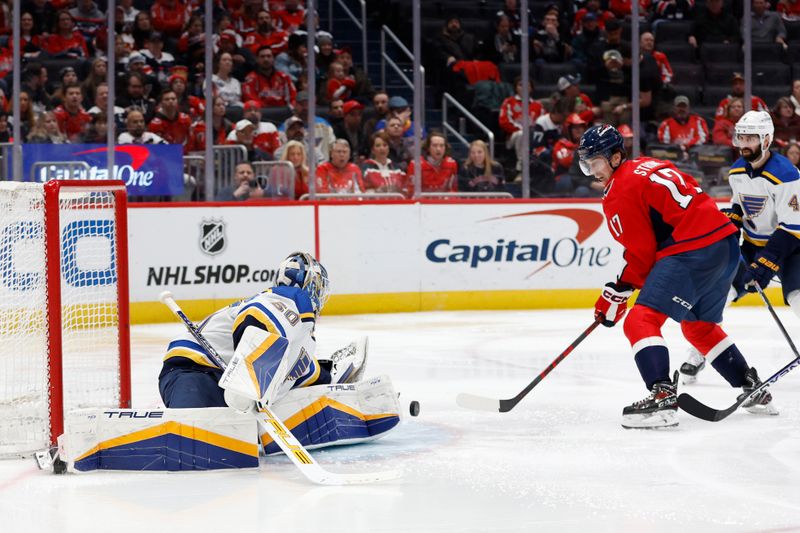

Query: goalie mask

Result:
[276,252,330,315]
[734,110,774,167]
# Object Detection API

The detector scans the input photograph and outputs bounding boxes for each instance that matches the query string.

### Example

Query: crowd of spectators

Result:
[4,0,800,200]
[419,0,800,196]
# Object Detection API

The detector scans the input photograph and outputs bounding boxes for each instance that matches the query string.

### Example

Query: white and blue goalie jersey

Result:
[728,152,800,247]
[164,286,321,387]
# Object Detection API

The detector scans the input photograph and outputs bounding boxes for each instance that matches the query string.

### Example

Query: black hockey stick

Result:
[678,283,800,422]
[456,318,602,413]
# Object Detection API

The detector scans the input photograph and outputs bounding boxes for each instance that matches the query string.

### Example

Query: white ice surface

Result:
[2,308,800,533]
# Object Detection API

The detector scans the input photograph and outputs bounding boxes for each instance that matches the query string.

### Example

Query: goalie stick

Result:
[678,283,800,422]
[456,318,602,413]
[158,291,400,485]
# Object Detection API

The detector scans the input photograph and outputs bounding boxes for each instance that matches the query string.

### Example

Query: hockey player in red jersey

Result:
[578,124,776,428]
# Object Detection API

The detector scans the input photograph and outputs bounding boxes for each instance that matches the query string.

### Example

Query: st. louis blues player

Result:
[679,110,799,403]
[159,251,401,452]
[578,124,775,428]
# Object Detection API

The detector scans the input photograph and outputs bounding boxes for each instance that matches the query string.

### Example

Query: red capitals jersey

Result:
[326,77,356,101]
[552,138,577,173]
[608,0,651,18]
[188,120,229,152]
[243,30,289,55]
[41,32,89,58]
[53,105,91,141]
[243,69,296,108]
[224,122,280,156]
[650,50,673,84]
[715,95,767,119]
[148,111,192,150]
[315,162,365,193]
[499,96,543,136]
[150,0,190,37]
[273,8,307,33]
[406,157,459,192]
[603,157,736,289]
[657,115,709,148]
[361,160,408,194]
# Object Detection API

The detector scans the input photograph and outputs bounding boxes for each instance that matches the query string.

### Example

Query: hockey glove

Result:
[743,250,780,292]
[594,282,634,327]
[720,205,744,229]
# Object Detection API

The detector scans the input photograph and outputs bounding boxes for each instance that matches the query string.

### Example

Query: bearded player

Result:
[679,111,800,390]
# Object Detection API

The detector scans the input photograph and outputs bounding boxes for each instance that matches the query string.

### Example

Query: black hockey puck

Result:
[409,400,420,417]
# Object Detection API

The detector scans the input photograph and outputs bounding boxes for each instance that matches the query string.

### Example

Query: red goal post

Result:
[0,180,131,456]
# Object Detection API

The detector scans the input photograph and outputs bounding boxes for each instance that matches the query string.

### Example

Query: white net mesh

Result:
[0,182,123,456]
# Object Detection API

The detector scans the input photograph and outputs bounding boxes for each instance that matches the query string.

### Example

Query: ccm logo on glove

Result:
[594,282,634,327]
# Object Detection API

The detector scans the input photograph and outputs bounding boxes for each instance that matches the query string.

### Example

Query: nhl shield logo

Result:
[199,219,226,255]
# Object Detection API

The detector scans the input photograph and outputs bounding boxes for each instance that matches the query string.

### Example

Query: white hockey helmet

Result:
[276,252,330,315]
[733,110,774,151]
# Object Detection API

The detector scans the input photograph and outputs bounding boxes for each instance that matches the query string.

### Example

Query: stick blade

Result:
[678,393,736,422]
[456,393,502,412]
[318,468,403,486]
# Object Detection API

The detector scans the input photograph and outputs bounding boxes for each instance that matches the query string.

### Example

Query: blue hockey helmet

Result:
[577,124,625,176]
[276,252,330,315]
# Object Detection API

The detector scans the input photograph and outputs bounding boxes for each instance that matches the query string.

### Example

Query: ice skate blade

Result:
[744,403,780,416]
[621,410,679,430]
[680,374,697,386]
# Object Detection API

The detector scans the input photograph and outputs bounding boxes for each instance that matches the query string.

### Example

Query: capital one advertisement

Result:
[317,203,624,296]
[21,144,185,196]
[122,202,623,320]
[418,204,623,291]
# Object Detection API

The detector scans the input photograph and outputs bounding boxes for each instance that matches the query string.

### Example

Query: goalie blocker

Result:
[57,376,401,472]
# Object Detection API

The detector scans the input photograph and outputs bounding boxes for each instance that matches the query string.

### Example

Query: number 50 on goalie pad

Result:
[58,408,260,472]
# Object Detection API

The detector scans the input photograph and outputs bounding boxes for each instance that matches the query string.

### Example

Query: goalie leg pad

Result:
[261,375,401,455]
[59,408,259,473]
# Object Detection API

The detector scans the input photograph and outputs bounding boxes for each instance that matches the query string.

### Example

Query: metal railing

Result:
[298,192,407,201]
[252,161,296,200]
[183,154,205,201]
[328,0,368,72]
[421,192,514,199]
[0,143,12,180]
[188,145,248,200]
[442,93,495,161]
[380,25,425,124]
[30,161,92,182]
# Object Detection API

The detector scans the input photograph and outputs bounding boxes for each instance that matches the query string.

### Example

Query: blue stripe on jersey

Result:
[164,339,217,368]
[168,339,207,352]
[238,302,287,337]
[779,222,800,230]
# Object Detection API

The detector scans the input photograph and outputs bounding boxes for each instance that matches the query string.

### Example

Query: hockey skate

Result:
[679,347,705,385]
[740,367,779,416]
[622,372,679,429]
[321,337,369,384]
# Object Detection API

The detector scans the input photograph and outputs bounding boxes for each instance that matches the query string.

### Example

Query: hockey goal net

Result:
[0,180,131,456]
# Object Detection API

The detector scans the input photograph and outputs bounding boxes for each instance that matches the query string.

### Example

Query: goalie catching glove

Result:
[594,282,634,327]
